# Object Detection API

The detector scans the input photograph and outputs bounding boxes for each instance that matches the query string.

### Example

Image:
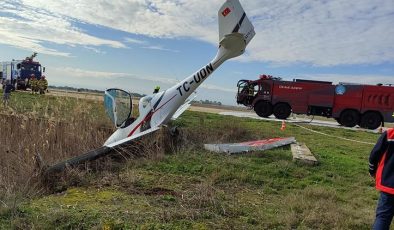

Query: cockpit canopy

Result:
[104,88,132,127]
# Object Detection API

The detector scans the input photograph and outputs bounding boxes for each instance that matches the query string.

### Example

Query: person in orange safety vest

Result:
[369,128,394,229]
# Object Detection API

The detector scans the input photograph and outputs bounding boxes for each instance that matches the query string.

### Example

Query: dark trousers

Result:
[373,192,394,230]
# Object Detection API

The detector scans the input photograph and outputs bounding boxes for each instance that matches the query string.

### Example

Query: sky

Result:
[0,0,393,105]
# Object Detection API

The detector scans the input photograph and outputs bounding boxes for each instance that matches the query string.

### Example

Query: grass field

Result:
[0,90,386,229]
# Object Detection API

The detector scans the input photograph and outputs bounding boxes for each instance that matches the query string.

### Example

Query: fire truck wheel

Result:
[273,103,291,119]
[254,101,273,118]
[339,110,360,127]
[360,112,382,130]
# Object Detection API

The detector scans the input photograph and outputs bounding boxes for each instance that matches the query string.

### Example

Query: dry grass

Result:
[0,94,175,218]
[0,112,111,201]
[0,92,117,216]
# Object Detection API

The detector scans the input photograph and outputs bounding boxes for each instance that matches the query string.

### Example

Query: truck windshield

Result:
[22,64,39,71]
[237,81,252,94]
[237,80,247,91]
[20,63,41,78]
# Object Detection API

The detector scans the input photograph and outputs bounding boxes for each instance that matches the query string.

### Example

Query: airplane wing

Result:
[104,126,160,148]
[45,126,161,175]
[171,92,197,120]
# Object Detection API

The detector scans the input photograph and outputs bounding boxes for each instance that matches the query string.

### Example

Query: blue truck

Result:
[0,53,45,90]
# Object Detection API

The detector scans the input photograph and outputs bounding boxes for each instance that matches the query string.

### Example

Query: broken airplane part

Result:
[45,0,255,175]
[103,0,256,148]
[204,137,296,155]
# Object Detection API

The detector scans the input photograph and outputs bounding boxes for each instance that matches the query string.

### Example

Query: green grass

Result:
[0,92,384,229]
[0,90,107,122]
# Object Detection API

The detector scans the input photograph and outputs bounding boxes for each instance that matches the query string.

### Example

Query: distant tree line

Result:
[49,85,146,98]
[192,99,222,106]
[49,86,224,104]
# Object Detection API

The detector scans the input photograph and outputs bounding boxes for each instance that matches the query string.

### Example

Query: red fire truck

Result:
[236,75,394,129]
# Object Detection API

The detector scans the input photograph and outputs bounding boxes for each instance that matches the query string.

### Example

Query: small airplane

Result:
[103,0,256,148]
[44,0,256,175]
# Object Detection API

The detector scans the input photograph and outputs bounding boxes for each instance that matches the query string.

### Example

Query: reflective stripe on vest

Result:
[388,128,394,142]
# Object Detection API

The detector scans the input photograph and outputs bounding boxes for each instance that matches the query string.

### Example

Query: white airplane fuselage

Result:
[104,54,221,146]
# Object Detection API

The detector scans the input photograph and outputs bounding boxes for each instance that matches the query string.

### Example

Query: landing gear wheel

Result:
[273,103,292,119]
[360,112,382,130]
[339,110,360,127]
[254,101,273,118]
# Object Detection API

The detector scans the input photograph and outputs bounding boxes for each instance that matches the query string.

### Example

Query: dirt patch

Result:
[118,180,178,197]
[144,187,177,196]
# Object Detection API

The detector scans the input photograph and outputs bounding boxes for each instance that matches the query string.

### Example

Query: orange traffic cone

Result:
[280,120,286,131]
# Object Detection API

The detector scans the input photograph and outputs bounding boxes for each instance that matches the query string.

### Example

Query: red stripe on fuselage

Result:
[127,94,177,137]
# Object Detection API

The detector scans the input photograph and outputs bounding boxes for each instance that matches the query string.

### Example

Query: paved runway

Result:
[219,111,385,134]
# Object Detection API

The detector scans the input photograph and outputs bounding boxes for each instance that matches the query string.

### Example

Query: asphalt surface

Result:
[219,111,385,134]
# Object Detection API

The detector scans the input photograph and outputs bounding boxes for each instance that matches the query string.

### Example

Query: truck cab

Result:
[236,79,257,106]
[16,59,44,90]
[237,76,272,104]
[237,75,277,117]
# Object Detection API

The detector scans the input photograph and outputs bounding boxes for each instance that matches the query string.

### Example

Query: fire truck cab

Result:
[0,53,45,90]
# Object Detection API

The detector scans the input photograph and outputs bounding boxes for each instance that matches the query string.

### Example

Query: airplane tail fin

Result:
[215,0,255,61]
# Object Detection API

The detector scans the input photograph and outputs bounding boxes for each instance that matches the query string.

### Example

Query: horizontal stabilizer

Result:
[171,93,197,120]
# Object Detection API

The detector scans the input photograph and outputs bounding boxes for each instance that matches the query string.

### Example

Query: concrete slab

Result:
[291,142,318,166]
[204,137,296,155]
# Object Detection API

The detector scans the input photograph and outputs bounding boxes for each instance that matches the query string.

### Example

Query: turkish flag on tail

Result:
[222,7,231,17]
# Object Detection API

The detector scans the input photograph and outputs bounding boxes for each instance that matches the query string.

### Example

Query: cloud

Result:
[124,37,178,52]
[124,37,147,45]
[50,67,178,85]
[49,67,127,79]
[0,0,125,56]
[18,0,219,41]
[200,83,236,93]
[142,45,179,53]
[83,46,107,54]
[242,0,394,66]
[1,0,393,66]
[49,66,234,93]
